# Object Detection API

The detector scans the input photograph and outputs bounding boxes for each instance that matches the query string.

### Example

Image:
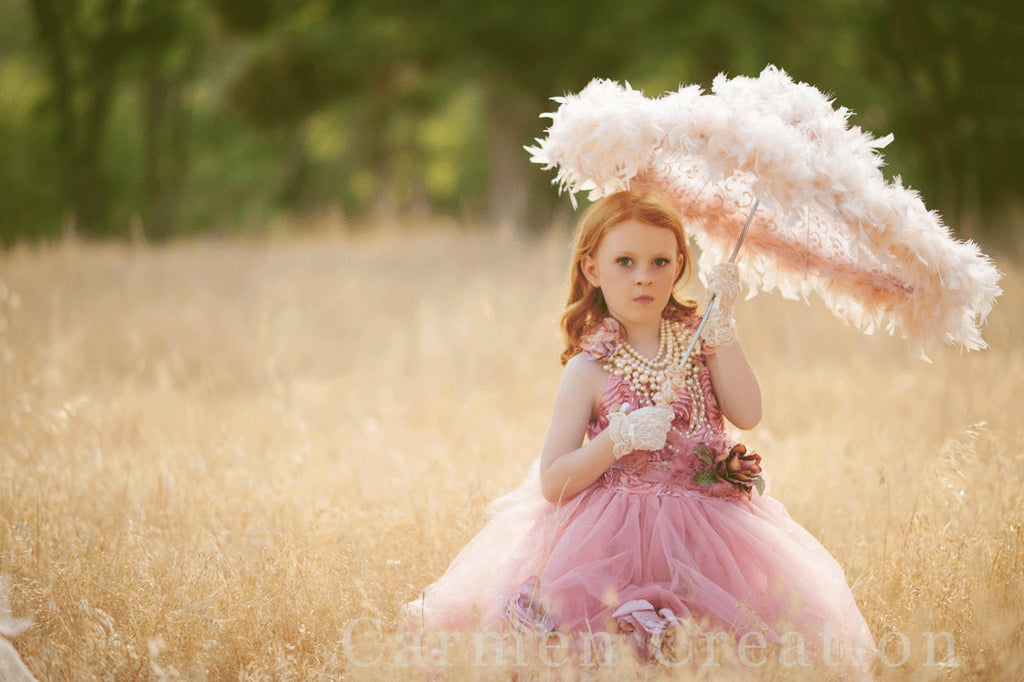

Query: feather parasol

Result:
[528,66,1002,356]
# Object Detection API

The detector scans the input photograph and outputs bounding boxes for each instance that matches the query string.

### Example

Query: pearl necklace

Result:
[603,318,677,403]
[674,352,711,437]
[602,318,710,437]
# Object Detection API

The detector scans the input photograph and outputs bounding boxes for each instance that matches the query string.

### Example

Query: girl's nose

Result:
[635,267,654,285]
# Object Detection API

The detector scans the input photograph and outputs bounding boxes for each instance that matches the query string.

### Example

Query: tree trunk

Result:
[143,67,168,239]
[485,81,536,233]
[27,0,127,235]
[275,124,310,210]
[165,81,191,236]
[26,0,78,229]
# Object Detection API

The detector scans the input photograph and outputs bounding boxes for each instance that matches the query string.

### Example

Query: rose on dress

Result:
[693,443,766,496]
[715,444,763,494]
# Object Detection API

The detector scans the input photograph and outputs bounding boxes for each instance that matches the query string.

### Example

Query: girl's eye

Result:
[616,257,633,266]
[654,258,671,267]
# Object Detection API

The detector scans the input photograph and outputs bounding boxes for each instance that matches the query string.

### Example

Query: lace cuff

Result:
[607,411,633,459]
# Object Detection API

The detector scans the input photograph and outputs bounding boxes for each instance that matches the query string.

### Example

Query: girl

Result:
[407,190,875,671]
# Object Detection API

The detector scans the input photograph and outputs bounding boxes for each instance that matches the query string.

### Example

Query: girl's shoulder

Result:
[564,349,608,374]
[562,350,612,423]
[563,351,611,390]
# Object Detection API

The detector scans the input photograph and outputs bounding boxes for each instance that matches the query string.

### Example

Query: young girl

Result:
[407,190,875,671]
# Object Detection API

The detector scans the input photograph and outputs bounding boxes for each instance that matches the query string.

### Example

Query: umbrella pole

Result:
[679,199,760,369]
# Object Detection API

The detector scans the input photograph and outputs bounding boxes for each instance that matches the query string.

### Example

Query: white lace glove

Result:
[607,403,674,459]
[700,262,741,352]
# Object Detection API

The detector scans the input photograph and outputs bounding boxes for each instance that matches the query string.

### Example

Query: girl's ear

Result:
[581,255,600,288]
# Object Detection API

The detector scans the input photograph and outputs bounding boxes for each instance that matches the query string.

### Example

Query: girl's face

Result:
[581,219,683,330]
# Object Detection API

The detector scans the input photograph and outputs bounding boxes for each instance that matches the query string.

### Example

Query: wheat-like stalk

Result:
[1,227,1021,679]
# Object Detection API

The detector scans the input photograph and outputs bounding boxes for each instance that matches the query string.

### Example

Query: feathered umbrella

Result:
[527,65,1002,358]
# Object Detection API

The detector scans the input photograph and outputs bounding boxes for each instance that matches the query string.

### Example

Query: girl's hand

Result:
[700,262,741,352]
[607,402,674,458]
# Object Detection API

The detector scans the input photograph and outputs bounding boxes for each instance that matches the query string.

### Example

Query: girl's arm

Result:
[705,338,762,430]
[538,354,617,503]
[700,263,761,430]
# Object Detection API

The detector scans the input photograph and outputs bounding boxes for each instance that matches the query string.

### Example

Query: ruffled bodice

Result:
[590,373,747,502]
[579,312,749,502]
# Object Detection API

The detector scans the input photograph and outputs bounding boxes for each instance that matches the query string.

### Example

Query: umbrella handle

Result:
[727,198,759,264]
[658,200,759,408]
[689,197,760,359]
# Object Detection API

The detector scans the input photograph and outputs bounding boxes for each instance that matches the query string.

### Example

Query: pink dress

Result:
[407,313,876,670]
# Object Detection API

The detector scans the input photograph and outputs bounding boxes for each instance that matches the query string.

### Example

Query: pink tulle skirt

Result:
[407,460,876,670]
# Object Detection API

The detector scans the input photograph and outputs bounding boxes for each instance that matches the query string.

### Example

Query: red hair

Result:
[560,190,696,365]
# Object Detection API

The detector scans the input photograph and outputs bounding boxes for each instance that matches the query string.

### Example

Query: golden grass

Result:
[1,226,1022,680]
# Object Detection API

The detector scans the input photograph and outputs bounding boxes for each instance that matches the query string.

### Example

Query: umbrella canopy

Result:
[528,66,1002,356]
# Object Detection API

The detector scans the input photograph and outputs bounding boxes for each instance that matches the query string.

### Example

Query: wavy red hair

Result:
[560,190,697,365]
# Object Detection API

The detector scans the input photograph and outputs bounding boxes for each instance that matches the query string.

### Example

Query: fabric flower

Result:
[579,317,622,361]
[613,599,684,661]
[692,443,765,496]
[502,576,556,636]
[655,364,689,405]
[715,444,763,493]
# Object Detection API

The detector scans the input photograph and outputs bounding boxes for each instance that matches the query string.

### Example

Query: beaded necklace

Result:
[601,317,710,436]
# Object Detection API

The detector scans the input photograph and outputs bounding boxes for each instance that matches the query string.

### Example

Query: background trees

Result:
[1,0,1020,247]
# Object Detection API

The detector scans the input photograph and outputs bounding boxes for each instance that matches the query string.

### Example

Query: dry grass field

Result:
[1,224,1022,680]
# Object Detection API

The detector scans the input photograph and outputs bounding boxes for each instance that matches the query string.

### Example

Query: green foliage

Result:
[693,469,719,487]
[2,0,1021,243]
[695,444,716,466]
[0,55,64,243]
[864,0,1024,238]
[205,0,281,35]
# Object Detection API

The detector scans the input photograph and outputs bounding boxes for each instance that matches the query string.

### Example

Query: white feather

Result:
[529,66,1002,354]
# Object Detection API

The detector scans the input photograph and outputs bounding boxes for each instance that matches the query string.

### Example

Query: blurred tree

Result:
[133,1,208,240]
[397,0,665,229]
[6,0,1020,243]
[26,0,208,238]
[27,0,132,235]
[204,0,279,35]
[867,0,1023,241]
[0,2,63,243]
[213,0,410,216]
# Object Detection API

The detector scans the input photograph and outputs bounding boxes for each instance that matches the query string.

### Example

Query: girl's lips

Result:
[634,295,655,304]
